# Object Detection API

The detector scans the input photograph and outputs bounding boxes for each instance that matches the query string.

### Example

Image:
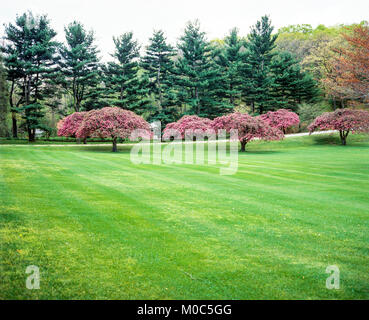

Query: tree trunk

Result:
[339,130,348,145]
[83,138,87,144]
[28,128,35,142]
[12,112,17,138]
[112,137,118,152]
[251,101,255,114]
[240,140,247,152]
[230,83,234,105]
[332,98,337,110]
[157,65,162,110]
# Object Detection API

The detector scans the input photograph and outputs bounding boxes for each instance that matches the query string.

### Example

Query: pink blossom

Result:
[57,112,87,137]
[212,112,284,151]
[259,109,300,133]
[76,107,151,151]
[163,115,213,140]
[308,108,369,145]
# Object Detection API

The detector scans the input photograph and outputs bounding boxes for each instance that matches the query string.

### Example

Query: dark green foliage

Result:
[102,32,151,115]
[1,12,60,141]
[174,20,226,119]
[242,15,278,114]
[212,28,244,107]
[59,21,100,112]
[270,51,320,110]
[0,54,9,137]
[141,30,177,124]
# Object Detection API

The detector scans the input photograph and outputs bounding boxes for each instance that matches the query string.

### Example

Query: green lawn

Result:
[0,134,368,299]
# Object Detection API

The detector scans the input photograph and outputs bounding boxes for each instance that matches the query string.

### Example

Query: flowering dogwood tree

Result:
[212,112,283,151]
[57,111,87,142]
[259,109,300,134]
[308,109,369,145]
[76,107,151,152]
[163,115,213,140]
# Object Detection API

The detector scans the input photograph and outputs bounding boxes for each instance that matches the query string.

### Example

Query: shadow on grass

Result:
[313,135,342,145]
[77,146,133,154]
[239,150,282,154]
[313,134,369,147]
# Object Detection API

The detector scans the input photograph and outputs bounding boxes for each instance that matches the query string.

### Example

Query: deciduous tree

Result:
[57,111,86,142]
[260,109,300,133]
[212,112,283,151]
[76,107,150,152]
[163,115,212,140]
[324,25,369,106]
[308,109,369,145]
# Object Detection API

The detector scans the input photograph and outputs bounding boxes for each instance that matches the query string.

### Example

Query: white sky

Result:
[1,0,368,60]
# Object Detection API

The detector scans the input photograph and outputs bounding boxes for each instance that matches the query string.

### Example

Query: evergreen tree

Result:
[1,12,59,141]
[59,21,100,112]
[270,51,320,110]
[243,15,278,114]
[212,28,244,107]
[102,32,150,115]
[0,54,9,137]
[141,30,177,124]
[175,20,226,119]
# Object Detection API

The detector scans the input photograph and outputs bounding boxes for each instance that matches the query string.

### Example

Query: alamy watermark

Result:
[26,265,40,289]
[326,265,340,289]
[129,121,239,175]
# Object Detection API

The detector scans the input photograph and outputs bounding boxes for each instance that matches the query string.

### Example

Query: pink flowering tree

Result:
[163,115,213,140]
[259,109,300,134]
[308,109,369,145]
[76,107,151,152]
[57,111,87,143]
[212,112,284,152]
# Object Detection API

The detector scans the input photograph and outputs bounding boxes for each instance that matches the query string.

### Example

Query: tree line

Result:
[1,12,322,141]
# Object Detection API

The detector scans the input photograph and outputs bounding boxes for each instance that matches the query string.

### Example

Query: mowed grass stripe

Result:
[0,134,368,299]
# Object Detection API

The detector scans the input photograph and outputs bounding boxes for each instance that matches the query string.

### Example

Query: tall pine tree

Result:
[242,15,277,114]
[175,20,225,118]
[59,21,100,112]
[1,12,59,141]
[0,54,9,137]
[141,30,177,124]
[102,32,150,115]
[270,51,320,110]
[212,28,244,107]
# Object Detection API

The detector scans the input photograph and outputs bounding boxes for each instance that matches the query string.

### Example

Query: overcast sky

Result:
[1,0,368,60]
